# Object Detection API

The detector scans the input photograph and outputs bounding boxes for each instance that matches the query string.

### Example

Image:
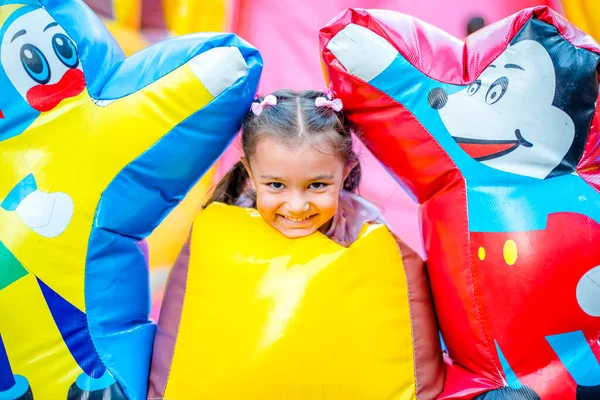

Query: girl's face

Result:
[244,135,353,239]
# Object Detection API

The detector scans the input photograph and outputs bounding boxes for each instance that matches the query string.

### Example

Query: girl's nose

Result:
[285,194,309,213]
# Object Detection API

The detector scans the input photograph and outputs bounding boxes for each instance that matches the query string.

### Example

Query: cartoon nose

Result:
[428,87,448,109]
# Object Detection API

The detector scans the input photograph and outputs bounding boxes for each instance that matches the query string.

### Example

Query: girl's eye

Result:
[309,182,328,190]
[268,182,285,190]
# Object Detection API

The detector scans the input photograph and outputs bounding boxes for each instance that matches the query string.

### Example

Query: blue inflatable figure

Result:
[0,0,261,399]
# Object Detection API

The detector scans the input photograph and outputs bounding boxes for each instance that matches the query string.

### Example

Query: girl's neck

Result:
[319,217,334,235]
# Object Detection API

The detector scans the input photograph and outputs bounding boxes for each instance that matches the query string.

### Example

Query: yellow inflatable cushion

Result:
[150,203,443,399]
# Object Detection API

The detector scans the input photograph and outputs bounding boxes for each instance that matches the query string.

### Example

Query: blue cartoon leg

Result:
[36,279,126,400]
[472,343,540,400]
[0,334,33,400]
[546,331,600,400]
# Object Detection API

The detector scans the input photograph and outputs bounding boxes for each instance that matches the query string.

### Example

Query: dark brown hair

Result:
[205,89,361,207]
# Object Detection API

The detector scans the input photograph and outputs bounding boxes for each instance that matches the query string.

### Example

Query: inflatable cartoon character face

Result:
[1,7,84,112]
[428,39,575,179]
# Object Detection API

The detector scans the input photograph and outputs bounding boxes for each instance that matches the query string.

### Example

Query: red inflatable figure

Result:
[320,7,600,400]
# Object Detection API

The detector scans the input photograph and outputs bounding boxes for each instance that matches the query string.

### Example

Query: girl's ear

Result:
[241,157,256,190]
[342,160,358,187]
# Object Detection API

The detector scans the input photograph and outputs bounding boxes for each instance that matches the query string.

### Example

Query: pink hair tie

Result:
[251,94,277,116]
[315,96,343,112]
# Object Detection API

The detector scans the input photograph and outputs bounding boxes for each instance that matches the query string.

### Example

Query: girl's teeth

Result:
[285,216,309,222]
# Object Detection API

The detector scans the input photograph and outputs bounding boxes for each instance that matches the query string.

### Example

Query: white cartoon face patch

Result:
[1,8,85,112]
[429,40,575,179]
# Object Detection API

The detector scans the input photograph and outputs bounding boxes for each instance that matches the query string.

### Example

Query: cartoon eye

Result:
[467,80,481,96]
[485,77,509,105]
[52,33,79,69]
[20,43,51,84]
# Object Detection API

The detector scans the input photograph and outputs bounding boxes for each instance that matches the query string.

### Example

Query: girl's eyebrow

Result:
[260,174,335,180]
[311,174,334,180]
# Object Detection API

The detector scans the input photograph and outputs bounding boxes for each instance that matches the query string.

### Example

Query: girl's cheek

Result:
[256,192,280,213]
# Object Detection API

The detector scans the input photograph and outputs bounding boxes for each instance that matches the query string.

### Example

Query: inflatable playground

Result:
[0,0,599,399]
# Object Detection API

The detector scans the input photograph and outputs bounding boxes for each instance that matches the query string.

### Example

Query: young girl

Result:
[206,88,392,248]
[149,88,444,399]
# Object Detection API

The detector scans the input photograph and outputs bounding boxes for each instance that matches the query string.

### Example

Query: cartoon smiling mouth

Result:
[26,68,85,112]
[453,129,533,161]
